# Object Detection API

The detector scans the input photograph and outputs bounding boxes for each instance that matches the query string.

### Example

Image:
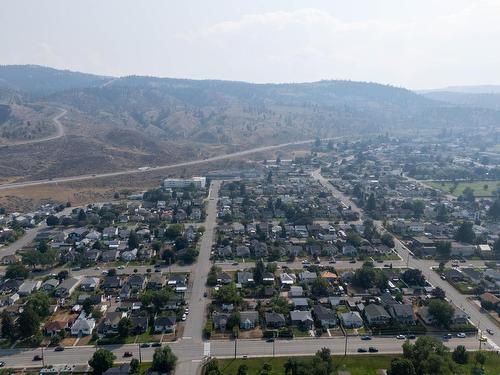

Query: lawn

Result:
[216,352,500,375]
[428,180,500,197]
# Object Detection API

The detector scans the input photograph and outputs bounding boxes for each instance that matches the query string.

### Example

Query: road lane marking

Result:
[204,342,210,357]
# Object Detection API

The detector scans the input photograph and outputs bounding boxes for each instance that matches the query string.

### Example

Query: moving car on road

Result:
[361,335,372,340]
[368,347,379,353]
[456,332,466,338]
[54,346,64,352]
[123,352,133,357]
[396,335,406,340]
[357,348,367,353]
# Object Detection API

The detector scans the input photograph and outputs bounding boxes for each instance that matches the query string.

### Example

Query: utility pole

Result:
[234,338,237,358]
[344,333,348,356]
[41,347,45,367]
[138,344,142,363]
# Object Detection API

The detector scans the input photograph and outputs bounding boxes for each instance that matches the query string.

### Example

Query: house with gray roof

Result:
[364,304,391,326]
[240,311,259,330]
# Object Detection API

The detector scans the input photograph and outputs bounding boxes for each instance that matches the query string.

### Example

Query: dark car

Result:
[349,259,356,264]
[54,346,64,352]
[152,343,161,347]
[203,291,208,297]
[266,338,275,342]
[140,343,151,348]
[361,335,372,340]
[357,348,367,353]
[123,352,133,357]
[368,347,379,353]
[407,334,416,339]
[0,361,6,367]
[154,269,161,273]
[33,355,43,361]
[486,329,494,335]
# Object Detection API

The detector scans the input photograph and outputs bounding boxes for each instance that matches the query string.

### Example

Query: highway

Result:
[0,138,337,191]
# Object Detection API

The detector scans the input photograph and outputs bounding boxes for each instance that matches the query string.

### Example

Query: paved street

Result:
[175,181,221,375]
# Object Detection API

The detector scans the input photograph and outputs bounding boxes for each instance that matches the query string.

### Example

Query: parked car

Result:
[456,332,466,338]
[361,335,372,340]
[0,361,6,367]
[140,343,150,348]
[203,292,208,297]
[407,334,416,339]
[124,352,133,357]
[33,355,43,361]
[181,313,187,321]
[443,333,452,340]
[349,259,356,264]
[368,347,379,353]
[396,335,406,340]
[357,348,367,353]
[266,338,275,342]
[152,343,161,347]
[54,346,64,352]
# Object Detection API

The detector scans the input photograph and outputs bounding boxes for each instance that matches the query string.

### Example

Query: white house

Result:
[71,312,96,336]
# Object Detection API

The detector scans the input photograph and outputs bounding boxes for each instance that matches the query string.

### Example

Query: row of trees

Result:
[89,346,177,375]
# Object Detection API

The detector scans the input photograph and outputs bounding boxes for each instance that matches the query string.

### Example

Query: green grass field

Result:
[216,352,500,375]
[428,180,500,197]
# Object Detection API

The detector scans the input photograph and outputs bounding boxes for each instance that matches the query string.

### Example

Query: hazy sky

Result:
[1,0,499,89]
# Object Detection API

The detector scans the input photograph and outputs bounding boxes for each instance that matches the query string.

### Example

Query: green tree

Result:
[27,292,51,317]
[314,347,333,374]
[152,346,177,373]
[1,310,15,341]
[130,358,139,374]
[381,233,395,248]
[403,336,452,375]
[402,269,426,286]
[436,204,448,222]
[428,299,454,327]
[435,241,451,260]
[474,351,486,368]
[284,357,299,375]
[454,221,475,244]
[311,278,330,297]
[128,230,139,249]
[5,263,29,279]
[366,193,376,211]
[118,317,132,338]
[387,358,416,375]
[461,187,475,203]
[452,345,468,364]
[412,200,425,219]
[46,215,60,226]
[488,198,500,221]
[88,349,116,375]
[18,306,40,338]
[237,364,248,375]
[83,298,94,315]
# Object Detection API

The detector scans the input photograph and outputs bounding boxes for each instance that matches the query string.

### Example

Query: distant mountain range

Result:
[0,65,499,180]
[418,85,500,111]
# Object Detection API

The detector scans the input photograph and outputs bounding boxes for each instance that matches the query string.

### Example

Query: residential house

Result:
[41,278,59,292]
[148,273,166,289]
[99,311,127,335]
[18,280,41,296]
[80,277,100,292]
[339,311,364,328]
[265,312,286,328]
[364,304,391,326]
[289,286,304,298]
[389,304,416,325]
[213,312,230,331]
[299,271,317,284]
[154,316,177,333]
[239,311,259,330]
[313,305,337,328]
[237,271,254,285]
[55,277,81,297]
[290,310,314,330]
[217,272,233,285]
[71,312,96,336]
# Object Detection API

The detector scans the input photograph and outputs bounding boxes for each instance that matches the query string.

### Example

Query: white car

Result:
[396,335,406,340]
[184,308,189,314]
[456,332,466,338]
[181,314,187,321]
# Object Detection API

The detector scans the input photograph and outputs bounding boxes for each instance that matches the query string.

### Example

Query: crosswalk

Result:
[203,342,211,357]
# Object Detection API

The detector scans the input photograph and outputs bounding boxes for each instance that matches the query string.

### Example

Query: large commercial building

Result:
[163,177,206,189]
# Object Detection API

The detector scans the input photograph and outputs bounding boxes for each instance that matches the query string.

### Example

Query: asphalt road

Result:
[0,138,337,191]
[174,181,221,375]
[0,108,66,148]
[0,335,484,369]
